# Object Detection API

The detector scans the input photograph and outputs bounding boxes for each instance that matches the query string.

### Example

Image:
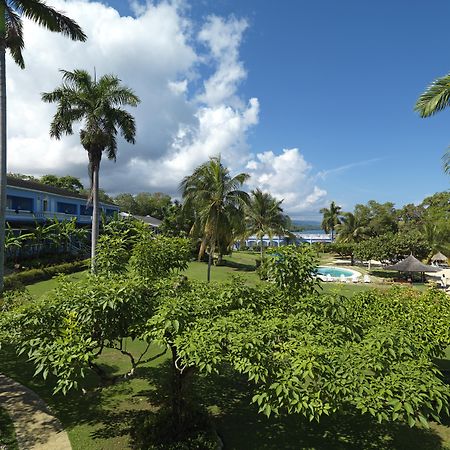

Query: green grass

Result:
[4,250,449,449]
[0,340,169,450]
[0,405,18,450]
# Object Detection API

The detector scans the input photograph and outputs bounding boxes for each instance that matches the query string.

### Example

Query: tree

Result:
[0,1,86,291]
[3,239,450,443]
[114,193,138,214]
[415,73,450,174]
[245,188,286,258]
[320,201,341,241]
[42,69,140,272]
[180,156,249,282]
[40,174,84,193]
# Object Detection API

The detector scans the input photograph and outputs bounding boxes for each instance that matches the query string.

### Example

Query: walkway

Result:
[0,374,71,450]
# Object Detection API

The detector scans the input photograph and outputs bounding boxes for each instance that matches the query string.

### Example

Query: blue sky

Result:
[113,0,449,214]
[10,1,449,220]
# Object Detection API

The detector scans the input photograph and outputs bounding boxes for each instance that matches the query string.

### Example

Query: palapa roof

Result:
[385,254,440,273]
[431,251,448,262]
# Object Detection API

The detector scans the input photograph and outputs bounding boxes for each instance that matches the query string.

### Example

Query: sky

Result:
[7,0,450,220]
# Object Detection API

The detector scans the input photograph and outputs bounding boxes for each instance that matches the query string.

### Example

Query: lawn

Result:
[3,250,448,449]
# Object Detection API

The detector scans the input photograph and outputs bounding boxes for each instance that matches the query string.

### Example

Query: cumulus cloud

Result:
[246,148,328,214]
[6,0,326,216]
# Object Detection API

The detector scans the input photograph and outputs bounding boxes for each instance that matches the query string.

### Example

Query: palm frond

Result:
[12,0,86,41]
[415,73,450,117]
[5,6,25,68]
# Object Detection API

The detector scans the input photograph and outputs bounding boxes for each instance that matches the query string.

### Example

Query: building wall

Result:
[5,185,119,225]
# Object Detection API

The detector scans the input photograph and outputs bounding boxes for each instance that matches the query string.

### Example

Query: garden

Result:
[0,222,449,449]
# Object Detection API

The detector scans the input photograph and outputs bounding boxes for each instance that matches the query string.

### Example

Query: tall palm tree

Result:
[180,156,249,282]
[246,188,285,258]
[335,212,367,243]
[320,201,341,241]
[0,1,86,291]
[415,74,450,174]
[42,70,140,271]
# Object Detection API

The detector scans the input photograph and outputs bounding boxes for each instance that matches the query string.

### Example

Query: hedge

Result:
[4,260,89,291]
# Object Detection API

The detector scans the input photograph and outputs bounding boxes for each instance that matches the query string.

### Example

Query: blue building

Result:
[5,176,119,226]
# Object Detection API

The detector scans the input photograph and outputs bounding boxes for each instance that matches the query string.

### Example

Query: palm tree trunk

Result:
[207,241,213,282]
[91,164,100,273]
[0,18,7,292]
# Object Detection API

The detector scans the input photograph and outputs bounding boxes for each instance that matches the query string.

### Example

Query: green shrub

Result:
[3,260,88,290]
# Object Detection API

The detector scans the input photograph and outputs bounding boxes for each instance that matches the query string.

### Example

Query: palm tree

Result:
[320,201,341,241]
[415,74,450,174]
[42,70,140,271]
[335,212,368,243]
[246,188,285,258]
[180,156,249,282]
[0,1,86,291]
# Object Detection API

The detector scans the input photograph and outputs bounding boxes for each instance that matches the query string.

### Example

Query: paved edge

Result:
[0,373,71,450]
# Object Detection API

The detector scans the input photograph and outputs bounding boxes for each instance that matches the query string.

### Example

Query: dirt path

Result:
[0,373,71,450]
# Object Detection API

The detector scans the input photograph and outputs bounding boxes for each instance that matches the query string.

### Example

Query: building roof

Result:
[385,254,440,272]
[133,215,162,227]
[7,176,117,207]
[431,251,448,262]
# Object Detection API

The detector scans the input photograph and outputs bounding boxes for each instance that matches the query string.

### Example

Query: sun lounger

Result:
[363,275,371,283]
[351,275,359,283]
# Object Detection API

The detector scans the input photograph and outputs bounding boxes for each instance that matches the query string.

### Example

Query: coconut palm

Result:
[0,1,86,291]
[246,188,286,258]
[415,74,450,174]
[320,201,341,241]
[335,212,368,243]
[42,70,140,271]
[180,156,249,282]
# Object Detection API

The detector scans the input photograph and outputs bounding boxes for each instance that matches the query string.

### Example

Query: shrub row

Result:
[4,260,89,291]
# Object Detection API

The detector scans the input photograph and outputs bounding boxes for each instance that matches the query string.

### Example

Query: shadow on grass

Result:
[2,345,449,450]
[190,366,449,450]
[219,259,256,272]
[0,344,161,447]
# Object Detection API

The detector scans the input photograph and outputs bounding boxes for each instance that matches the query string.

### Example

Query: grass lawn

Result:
[0,340,170,450]
[2,250,448,449]
[0,405,18,450]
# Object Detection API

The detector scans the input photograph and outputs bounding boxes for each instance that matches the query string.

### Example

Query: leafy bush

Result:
[3,260,88,290]
[265,245,321,297]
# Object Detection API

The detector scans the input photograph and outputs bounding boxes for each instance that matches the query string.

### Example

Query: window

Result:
[43,199,48,211]
[80,205,93,215]
[7,195,33,212]
[57,202,77,215]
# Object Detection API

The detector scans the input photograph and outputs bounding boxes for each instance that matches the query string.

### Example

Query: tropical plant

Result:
[42,69,140,272]
[245,188,286,258]
[0,1,86,291]
[335,212,367,243]
[180,156,249,281]
[415,73,450,174]
[320,201,341,241]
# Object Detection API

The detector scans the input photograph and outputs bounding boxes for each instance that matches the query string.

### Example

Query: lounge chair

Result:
[363,275,371,283]
[340,274,346,282]
[351,275,360,283]
[326,274,333,282]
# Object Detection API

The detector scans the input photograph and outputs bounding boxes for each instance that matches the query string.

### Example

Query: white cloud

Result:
[6,1,326,216]
[246,148,328,214]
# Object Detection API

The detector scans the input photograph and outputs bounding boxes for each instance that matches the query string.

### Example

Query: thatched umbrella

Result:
[385,254,440,282]
[431,251,448,264]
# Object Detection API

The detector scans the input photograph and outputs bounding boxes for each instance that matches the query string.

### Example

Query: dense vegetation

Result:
[1,221,449,448]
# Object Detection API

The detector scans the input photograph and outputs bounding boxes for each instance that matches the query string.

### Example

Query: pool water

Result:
[316,266,357,278]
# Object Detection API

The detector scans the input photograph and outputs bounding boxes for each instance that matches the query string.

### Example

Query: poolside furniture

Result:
[345,276,351,284]
[363,275,371,283]
[340,274,346,282]
[351,275,360,283]
[326,274,333,282]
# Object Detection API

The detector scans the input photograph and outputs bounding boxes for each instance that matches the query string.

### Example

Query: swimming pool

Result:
[316,266,361,278]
